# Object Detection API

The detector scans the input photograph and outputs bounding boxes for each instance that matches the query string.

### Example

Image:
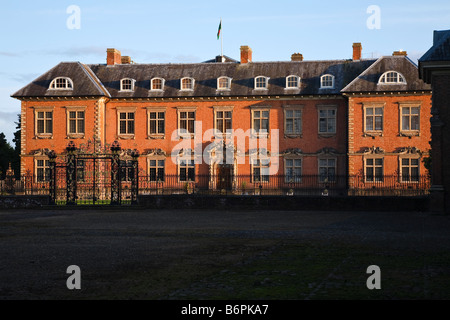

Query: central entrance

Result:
[217,164,233,191]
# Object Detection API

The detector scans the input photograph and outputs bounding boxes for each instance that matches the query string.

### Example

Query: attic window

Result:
[49,77,73,90]
[151,78,165,91]
[286,75,300,89]
[120,78,135,91]
[181,77,194,91]
[378,71,406,84]
[217,76,232,90]
[320,74,335,89]
[255,76,269,90]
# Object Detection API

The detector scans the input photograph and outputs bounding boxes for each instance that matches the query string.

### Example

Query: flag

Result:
[217,20,222,40]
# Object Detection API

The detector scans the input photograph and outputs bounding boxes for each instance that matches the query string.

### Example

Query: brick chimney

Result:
[393,50,407,56]
[240,46,252,64]
[121,56,132,64]
[107,48,122,66]
[291,53,304,62]
[353,43,362,61]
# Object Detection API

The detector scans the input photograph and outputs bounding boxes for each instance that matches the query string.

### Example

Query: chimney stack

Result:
[240,46,252,64]
[353,43,362,61]
[291,53,304,62]
[121,56,132,64]
[393,50,407,56]
[107,48,122,66]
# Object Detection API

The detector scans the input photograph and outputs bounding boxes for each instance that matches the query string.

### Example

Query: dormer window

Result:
[217,76,232,90]
[320,74,335,89]
[181,77,195,91]
[255,76,269,90]
[286,75,300,89]
[151,78,165,91]
[120,78,135,91]
[378,71,406,84]
[49,77,73,90]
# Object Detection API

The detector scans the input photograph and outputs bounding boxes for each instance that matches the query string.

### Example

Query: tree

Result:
[12,114,21,177]
[0,132,15,179]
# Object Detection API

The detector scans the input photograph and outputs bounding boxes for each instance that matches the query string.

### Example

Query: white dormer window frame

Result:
[151,78,165,91]
[255,76,269,90]
[49,77,73,90]
[378,71,407,85]
[320,74,335,89]
[217,76,232,90]
[120,78,136,92]
[181,77,195,91]
[286,75,300,89]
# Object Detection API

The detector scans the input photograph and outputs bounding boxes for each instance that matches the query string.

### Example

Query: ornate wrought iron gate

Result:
[49,141,139,206]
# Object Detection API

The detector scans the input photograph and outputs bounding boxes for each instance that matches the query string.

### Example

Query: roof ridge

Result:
[78,62,111,97]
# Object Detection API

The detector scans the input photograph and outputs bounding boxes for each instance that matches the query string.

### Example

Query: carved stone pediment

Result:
[280,148,303,156]
[363,146,385,155]
[316,147,339,155]
[143,148,167,156]
[30,148,51,156]
[398,146,422,155]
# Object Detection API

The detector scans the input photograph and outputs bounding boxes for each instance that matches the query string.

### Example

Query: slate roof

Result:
[419,30,450,62]
[12,58,377,99]
[12,62,110,98]
[342,56,431,93]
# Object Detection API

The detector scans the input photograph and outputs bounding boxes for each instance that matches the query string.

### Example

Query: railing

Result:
[1,174,431,197]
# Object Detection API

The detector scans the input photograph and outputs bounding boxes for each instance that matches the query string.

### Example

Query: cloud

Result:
[0,51,20,57]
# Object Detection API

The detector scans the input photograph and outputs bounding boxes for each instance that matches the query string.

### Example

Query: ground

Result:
[0,207,449,300]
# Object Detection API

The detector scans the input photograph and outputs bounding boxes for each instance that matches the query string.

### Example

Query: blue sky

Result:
[0,0,449,143]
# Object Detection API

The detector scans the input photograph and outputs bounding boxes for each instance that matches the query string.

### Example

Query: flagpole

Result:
[221,18,223,59]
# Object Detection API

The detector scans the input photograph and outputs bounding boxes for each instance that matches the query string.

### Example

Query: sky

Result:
[0,0,449,143]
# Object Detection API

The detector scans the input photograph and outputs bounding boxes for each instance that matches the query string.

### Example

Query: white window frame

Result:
[181,77,195,91]
[147,157,166,182]
[150,78,165,91]
[283,105,303,137]
[378,71,407,85]
[66,106,86,139]
[254,76,269,90]
[251,107,270,137]
[116,107,136,139]
[317,105,337,135]
[363,103,384,135]
[35,158,50,182]
[217,76,232,91]
[320,74,335,89]
[49,77,73,90]
[120,78,136,92]
[146,107,166,139]
[399,103,420,135]
[178,157,195,182]
[286,75,300,89]
[177,107,197,138]
[399,156,420,183]
[364,157,384,183]
[284,157,302,183]
[251,157,270,183]
[213,106,233,136]
[34,107,54,138]
[318,157,337,183]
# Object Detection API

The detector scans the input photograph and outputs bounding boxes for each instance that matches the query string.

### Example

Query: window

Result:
[286,75,300,89]
[181,77,194,91]
[215,110,232,134]
[365,158,384,182]
[148,111,165,136]
[401,106,420,132]
[320,74,335,89]
[217,77,232,90]
[318,107,337,134]
[254,76,269,90]
[36,159,50,182]
[252,109,270,135]
[148,159,165,182]
[119,112,135,135]
[68,110,85,135]
[400,158,420,182]
[120,78,135,91]
[378,71,406,84]
[36,110,53,136]
[179,159,195,182]
[319,158,336,182]
[284,108,302,135]
[365,106,383,132]
[49,77,73,90]
[179,110,196,135]
[285,158,302,183]
[151,78,165,91]
[252,158,270,183]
